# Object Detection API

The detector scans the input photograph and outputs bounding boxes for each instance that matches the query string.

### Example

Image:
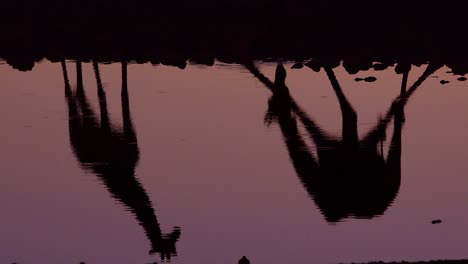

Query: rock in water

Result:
[291,62,304,69]
[364,76,377,82]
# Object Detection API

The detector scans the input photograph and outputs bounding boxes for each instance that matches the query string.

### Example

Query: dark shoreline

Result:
[2,1,468,72]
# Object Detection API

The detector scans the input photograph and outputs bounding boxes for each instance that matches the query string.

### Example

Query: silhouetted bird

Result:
[238,256,251,264]
[432,219,442,224]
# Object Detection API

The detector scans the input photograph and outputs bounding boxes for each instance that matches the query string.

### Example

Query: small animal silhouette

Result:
[238,256,251,264]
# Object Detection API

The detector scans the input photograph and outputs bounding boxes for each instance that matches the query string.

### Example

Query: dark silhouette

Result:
[246,62,441,223]
[62,60,180,261]
[2,1,468,72]
[355,76,377,82]
[238,256,251,264]
[432,219,442,224]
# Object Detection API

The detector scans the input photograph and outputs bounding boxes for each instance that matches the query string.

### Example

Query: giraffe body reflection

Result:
[247,62,440,223]
[62,60,180,261]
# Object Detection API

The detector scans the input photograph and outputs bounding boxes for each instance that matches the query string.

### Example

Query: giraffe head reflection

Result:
[247,62,440,223]
[61,60,181,261]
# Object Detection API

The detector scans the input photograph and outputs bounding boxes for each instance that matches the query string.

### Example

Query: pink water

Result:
[1,61,468,264]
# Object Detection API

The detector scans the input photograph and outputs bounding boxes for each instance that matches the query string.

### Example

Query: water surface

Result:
[1,61,468,264]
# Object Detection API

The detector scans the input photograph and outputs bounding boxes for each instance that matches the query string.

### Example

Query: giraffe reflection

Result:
[62,60,180,260]
[246,62,440,223]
